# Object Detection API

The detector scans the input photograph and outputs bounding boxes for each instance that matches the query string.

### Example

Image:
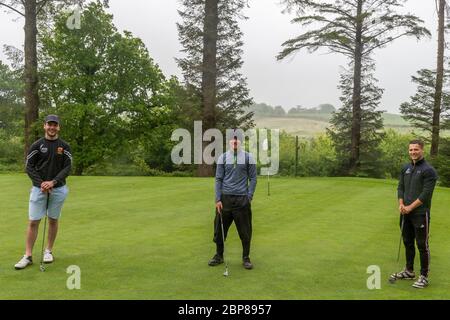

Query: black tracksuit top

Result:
[397,158,438,215]
[25,137,72,188]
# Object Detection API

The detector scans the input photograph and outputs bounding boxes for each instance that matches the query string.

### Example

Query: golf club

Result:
[397,214,405,262]
[39,191,50,272]
[219,211,229,277]
[389,214,405,283]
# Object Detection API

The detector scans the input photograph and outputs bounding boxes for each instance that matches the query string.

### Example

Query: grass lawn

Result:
[0,174,449,299]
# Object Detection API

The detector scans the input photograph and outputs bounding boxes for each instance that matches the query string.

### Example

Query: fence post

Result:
[295,136,299,177]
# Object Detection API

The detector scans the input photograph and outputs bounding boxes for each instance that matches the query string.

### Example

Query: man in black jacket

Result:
[15,115,72,270]
[390,140,438,288]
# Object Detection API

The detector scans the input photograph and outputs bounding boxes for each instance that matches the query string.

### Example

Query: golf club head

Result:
[40,264,45,272]
[223,269,229,277]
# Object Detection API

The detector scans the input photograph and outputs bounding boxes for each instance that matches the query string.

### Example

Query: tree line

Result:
[0,0,449,184]
[250,102,336,117]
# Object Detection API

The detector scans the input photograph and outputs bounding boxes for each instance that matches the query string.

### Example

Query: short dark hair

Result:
[409,139,424,149]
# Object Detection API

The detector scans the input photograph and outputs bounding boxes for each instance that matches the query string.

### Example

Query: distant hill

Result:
[248,102,414,137]
[254,112,412,138]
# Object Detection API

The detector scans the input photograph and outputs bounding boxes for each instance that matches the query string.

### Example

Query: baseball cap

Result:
[45,115,60,125]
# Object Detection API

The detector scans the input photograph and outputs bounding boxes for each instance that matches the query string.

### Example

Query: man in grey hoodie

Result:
[209,134,257,269]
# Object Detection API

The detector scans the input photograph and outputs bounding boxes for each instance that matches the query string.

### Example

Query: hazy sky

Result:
[0,0,438,113]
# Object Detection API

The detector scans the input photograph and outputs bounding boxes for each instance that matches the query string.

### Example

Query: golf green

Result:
[0,174,449,299]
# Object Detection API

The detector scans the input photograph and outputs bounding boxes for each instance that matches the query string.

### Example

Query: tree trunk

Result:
[349,0,363,175]
[24,0,40,156]
[431,0,445,157]
[198,0,219,177]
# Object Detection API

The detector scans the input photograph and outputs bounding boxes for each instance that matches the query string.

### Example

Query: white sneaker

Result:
[14,255,33,270]
[43,249,54,264]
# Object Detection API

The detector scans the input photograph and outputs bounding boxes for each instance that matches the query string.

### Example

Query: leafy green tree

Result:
[287,105,305,115]
[435,138,450,187]
[0,61,23,134]
[0,0,94,153]
[317,104,335,113]
[379,129,413,179]
[249,102,275,116]
[273,105,286,117]
[0,60,23,169]
[278,0,430,175]
[39,2,171,175]
[278,132,337,176]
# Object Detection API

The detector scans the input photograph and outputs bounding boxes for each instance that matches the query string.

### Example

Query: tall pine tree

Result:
[327,59,385,177]
[177,0,253,176]
[400,69,450,137]
[278,0,429,175]
[430,0,447,156]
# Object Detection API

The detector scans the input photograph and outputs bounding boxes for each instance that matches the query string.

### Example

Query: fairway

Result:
[0,174,449,300]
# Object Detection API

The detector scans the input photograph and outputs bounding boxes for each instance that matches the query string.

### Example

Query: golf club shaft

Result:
[40,191,50,268]
[397,214,405,262]
[219,211,228,271]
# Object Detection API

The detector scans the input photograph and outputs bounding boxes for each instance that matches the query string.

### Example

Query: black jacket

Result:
[397,158,438,215]
[26,137,72,188]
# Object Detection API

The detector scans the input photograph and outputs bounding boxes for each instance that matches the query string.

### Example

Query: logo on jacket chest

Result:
[39,144,48,153]
[57,147,64,155]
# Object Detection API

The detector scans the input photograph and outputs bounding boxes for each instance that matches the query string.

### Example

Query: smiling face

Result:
[409,143,424,162]
[44,121,60,139]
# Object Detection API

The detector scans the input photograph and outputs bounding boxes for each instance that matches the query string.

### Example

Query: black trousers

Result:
[214,194,252,258]
[401,212,430,277]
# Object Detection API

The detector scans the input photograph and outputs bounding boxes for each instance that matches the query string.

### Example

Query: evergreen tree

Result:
[400,69,450,137]
[278,0,430,174]
[327,59,385,177]
[177,0,254,131]
[177,0,254,176]
[430,0,447,156]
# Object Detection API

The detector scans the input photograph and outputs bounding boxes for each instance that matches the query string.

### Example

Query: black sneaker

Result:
[412,275,429,289]
[243,257,253,270]
[389,268,415,282]
[208,254,224,266]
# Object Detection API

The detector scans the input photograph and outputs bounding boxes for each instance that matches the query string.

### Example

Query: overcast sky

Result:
[0,0,438,114]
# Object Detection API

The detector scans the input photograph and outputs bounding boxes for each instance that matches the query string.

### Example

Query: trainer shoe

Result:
[14,255,33,270]
[389,268,415,281]
[412,275,429,289]
[243,257,253,270]
[43,249,54,264]
[208,254,224,266]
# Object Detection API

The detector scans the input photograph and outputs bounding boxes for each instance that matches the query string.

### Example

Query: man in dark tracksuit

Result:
[390,140,438,288]
[208,135,257,269]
